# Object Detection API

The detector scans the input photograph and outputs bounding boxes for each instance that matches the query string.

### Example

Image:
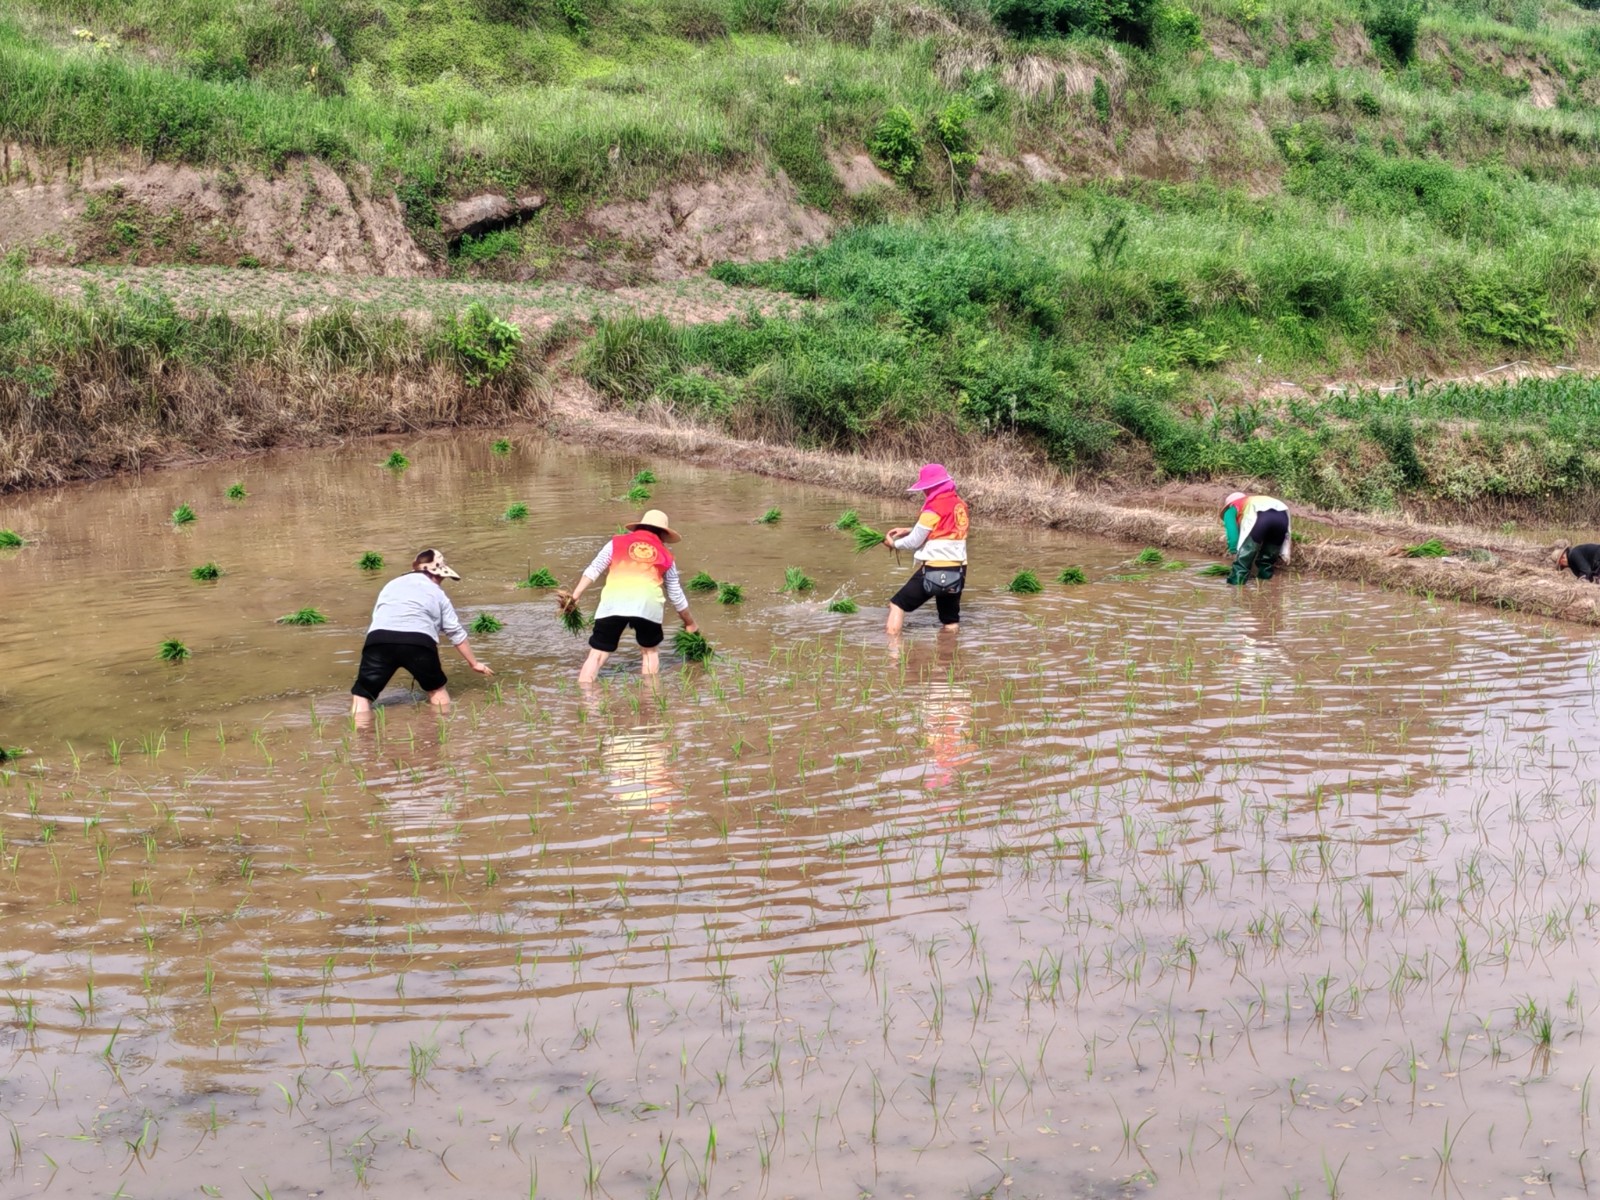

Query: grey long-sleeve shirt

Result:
[366,572,468,644]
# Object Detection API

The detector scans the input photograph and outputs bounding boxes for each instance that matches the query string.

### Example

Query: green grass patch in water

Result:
[225,482,247,501]
[190,562,222,581]
[717,582,743,605]
[783,566,814,592]
[1135,547,1165,565]
[492,439,512,455]
[673,629,714,662]
[633,469,657,484]
[757,508,781,524]
[826,596,858,614]
[625,484,651,503]
[470,613,504,635]
[0,530,25,548]
[504,501,530,521]
[518,566,559,588]
[834,509,860,530]
[1198,562,1232,577]
[171,503,196,526]
[158,638,190,663]
[1057,566,1087,585]
[385,451,410,471]
[1007,569,1043,594]
[277,607,328,626]
[358,551,384,571]
[686,570,718,592]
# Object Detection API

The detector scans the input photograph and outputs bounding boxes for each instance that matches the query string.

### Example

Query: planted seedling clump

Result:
[0,530,25,549]
[385,451,410,472]
[718,582,744,605]
[278,607,328,626]
[757,508,781,525]
[633,469,657,485]
[674,630,714,662]
[158,639,191,663]
[625,484,651,503]
[190,562,222,581]
[852,525,887,553]
[504,502,530,521]
[1406,539,1449,558]
[518,567,559,588]
[172,503,197,527]
[471,613,504,635]
[827,596,859,614]
[226,482,247,501]
[1057,567,1087,585]
[1008,570,1044,594]
[783,567,814,593]
[687,570,718,593]
[834,509,860,531]
[492,439,512,455]
[358,551,384,572]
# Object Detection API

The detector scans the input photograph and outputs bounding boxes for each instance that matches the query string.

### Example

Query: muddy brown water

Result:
[0,437,1594,1199]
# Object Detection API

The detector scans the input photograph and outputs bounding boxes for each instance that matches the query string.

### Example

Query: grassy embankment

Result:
[10,0,1600,510]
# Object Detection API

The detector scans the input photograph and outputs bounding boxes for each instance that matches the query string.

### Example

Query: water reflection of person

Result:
[581,681,683,816]
[901,640,974,792]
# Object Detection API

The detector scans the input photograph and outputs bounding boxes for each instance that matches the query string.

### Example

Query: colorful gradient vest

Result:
[595,531,675,623]
[916,490,970,565]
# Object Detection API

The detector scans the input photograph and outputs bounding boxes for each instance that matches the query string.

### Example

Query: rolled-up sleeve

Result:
[663,566,689,612]
[437,594,468,645]
[582,542,613,581]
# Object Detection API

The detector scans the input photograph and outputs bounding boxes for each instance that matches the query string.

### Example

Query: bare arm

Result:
[453,639,494,676]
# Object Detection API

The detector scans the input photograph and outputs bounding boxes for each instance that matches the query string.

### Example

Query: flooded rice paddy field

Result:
[0,438,1594,1199]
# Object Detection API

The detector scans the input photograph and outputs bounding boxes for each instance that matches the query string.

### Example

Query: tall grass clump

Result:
[278,607,328,625]
[518,567,559,588]
[1007,570,1043,594]
[190,562,222,581]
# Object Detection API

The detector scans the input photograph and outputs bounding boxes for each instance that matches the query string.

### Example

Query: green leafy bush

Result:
[1364,0,1420,63]
[446,302,523,386]
[867,107,921,181]
[934,97,978,173]
[990,0,1161,46]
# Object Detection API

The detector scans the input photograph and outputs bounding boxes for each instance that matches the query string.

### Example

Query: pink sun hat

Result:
[908,463,953,493]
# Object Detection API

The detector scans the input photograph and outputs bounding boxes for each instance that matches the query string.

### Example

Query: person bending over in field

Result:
[1220,492,1291,585]
[883,463,970,636]
[1553,544,1600,582]
[350,549,492,717]
[561,509,699,683]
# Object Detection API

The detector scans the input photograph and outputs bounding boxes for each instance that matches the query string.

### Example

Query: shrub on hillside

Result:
[1364,0,1420,63]
[868,107,921,180]
[989,0,1162,46]
[445,302,523,385]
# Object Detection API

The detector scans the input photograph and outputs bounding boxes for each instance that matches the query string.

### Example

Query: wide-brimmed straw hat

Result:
[625,509,681,543]
[416,548,461,580]
[908,463,953,493]
[1551,546,1570,568]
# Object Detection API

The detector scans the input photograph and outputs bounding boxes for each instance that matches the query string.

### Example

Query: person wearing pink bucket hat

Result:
[874,463,970,636]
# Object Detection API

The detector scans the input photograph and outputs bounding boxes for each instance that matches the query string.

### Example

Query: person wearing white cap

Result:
[349,549,493,715]
[1220,492,1291,585]
[561,509,700,682]
[880,463,970,635]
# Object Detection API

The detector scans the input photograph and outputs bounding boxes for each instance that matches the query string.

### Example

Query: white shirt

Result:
[366,572,468,644]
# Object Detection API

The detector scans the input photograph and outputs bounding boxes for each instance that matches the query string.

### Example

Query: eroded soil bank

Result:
[0,435,1592,1199]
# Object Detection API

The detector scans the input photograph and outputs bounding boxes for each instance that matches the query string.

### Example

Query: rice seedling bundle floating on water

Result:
[718,582,744,605]
[686,570,718,592]
[674,630,714,662]
[503,502,530,521]
[225,482,247,501]
[1008,569,1044,594]
[492,439,512,455]
[783,566,814,593]
[385,451,410,471]
[625,484,651,503]
[190,562,222,581]
[757,508,781,525]
[171,503,196,526]
[1057,567,1087,585]
[1198,563,1232,577]
[518,567,559,588]
[358,551,384,571]
[851,525,887,553]
[834,509,860,531]
[158,639,190,663]
[470,613,504,635]
[0,530,25,548]
[1135,547,1165,565]
[827,596,858,614]
[1406,539,1449,558]
[278,607,328,626]
[633,469,657,485]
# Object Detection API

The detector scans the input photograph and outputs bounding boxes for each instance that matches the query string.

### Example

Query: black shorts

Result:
[889,566,966,626]
[590,615,665,653]
[351,632,447,701]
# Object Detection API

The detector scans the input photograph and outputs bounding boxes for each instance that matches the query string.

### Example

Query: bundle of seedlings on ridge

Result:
[1008,569,1044,594]
[686,570,718,593]
[1406,539,1450,558]
[674,630,714,662]
[518,566,559,588]
[278,607,328,625]
[851,524,887,553]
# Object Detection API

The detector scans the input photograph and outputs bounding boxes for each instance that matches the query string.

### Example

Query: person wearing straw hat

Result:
[350,548,493,716]
[1220,491,1291,585]
[1553,543,1600,582]
[561,509,700,682]
[882,463,970,635]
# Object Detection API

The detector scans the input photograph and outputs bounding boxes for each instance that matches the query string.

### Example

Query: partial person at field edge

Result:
[1553,543,1600,582]
[350,549,493,717]
[884,463,970,635]
[1221,491,1291,585]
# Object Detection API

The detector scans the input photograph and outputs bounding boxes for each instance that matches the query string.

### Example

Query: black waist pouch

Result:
[922,567,965,596]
